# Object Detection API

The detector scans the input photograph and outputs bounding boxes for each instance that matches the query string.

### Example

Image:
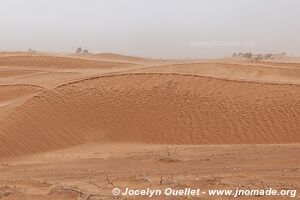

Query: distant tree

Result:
[242,52,252,59]
[76,47,83,54]
[28,48,37,53]
[246,52,253,59]
[264,54,273,59]
[83,49,89,53]
[281,52,286,56]
[232,52,237,57]
[253,54,263,62]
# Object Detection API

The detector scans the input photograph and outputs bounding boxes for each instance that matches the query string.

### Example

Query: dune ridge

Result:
[0,73,299,158]
[70,53,154,64]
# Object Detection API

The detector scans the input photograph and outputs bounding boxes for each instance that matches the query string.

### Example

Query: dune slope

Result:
[0,84,43,102]
[0,73,299,157]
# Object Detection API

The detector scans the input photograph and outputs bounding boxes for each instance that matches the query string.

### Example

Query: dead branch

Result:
[105,174,117,187]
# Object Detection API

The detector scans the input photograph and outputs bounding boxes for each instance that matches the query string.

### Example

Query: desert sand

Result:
[0,52,299,199]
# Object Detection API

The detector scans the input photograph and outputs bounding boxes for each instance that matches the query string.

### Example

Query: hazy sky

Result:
[0,0,299,58]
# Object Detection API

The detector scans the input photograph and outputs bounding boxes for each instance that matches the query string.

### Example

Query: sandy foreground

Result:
[0,52,299,199]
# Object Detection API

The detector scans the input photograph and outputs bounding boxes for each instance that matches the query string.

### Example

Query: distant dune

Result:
[133,62,300,85]
[71,53,154,63]
[0,55,134,69]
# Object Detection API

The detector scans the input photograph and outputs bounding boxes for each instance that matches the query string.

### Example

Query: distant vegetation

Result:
[232,52,287,61]
[76,47,89,54]
[28,48,37,53]
[76,47,82,54]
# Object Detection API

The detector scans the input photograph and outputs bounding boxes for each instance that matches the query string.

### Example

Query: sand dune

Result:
[0,53,299,200]
[0,54,299,158]
[0,54,150,89]
[0,55,134,69]
[0,84,43,120]
[0,73,299,157]
[71,53,154,64]
[0,84,43,102]
[133,63,300,85]
[0,69,41,78]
